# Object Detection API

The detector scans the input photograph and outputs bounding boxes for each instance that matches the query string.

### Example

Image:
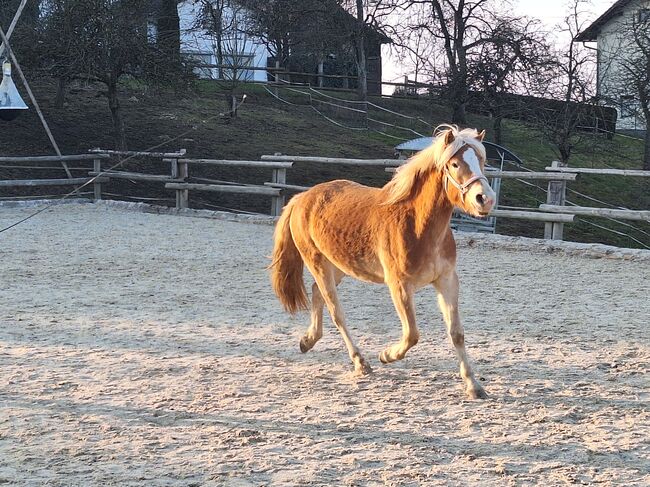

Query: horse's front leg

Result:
[433,271,487,399]
[379,280,419,364]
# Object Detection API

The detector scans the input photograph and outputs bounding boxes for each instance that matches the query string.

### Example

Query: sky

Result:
[382,0,616,85]
[516,0,613,27]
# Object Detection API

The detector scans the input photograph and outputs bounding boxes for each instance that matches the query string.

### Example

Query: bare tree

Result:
[194,0,257,117]
[468,16,550,144]
[341,0,399,100]
[531,0,596,163]
[395,0,523,125]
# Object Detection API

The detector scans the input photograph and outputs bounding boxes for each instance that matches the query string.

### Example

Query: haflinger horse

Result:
[270,124,496,399]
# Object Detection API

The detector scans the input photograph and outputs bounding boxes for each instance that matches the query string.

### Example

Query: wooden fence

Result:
[1,151,648,242]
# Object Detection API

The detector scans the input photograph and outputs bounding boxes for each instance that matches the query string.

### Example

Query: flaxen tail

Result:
[269,200,309,314]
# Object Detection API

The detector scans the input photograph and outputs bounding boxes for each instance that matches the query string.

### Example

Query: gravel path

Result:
[0,203,648,486]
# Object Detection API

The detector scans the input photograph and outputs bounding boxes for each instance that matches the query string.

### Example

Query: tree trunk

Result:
[493,114,503,146]
[355,0,367,101]
[643,127,650,171]
[54,76,66,108]
[450,72,468,125]
[225,92,237,118]
[107,79,126,150]
[452,101,467,126]
[157,0,181,70]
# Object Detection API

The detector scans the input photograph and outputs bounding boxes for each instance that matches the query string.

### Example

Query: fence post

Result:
[169,157,178,179]
[271,153,286,216]
[176,160,189,209]
[545,160,567,240]
[93,158,102,202]
[273,60,281,97]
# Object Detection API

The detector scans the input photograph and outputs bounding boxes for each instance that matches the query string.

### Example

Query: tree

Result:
[342,0,398,100]
[468,16,549,144]
[195,0,253,117]
[531,0,596,163]
[396,0,517,124]
[41,0,151,149]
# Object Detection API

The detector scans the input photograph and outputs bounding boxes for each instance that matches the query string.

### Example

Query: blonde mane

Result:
[383,125,486,204]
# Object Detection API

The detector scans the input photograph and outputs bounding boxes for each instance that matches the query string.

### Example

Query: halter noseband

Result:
[444,170,488,202]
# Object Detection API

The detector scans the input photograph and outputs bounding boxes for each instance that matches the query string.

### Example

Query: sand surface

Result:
[0,203,648,486]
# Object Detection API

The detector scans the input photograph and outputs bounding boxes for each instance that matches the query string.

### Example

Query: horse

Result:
[269,125,496,399]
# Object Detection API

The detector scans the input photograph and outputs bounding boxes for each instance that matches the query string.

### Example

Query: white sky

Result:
[516,0,613,26]
[382,0,616,84]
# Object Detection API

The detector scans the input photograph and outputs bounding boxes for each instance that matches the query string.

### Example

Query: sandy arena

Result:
[0,202,648,486]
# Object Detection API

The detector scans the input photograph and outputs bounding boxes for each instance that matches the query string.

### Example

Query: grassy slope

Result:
[1,79,648,248]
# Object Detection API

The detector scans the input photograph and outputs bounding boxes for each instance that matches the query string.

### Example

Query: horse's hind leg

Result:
[380,280,419,363]
[300,272,343,353]
[434,270,487,400]
[308,262,371,376]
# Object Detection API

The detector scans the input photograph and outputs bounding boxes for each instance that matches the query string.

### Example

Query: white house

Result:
[576,0,650,131]
[176,0,270,83]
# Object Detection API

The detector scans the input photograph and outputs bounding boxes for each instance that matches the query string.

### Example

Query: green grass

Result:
[1,79,647,248]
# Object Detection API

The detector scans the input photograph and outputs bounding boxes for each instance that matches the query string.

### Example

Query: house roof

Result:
[575,0,633,42]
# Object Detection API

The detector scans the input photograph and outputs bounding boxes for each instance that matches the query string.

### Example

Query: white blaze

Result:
[463,149,483,176]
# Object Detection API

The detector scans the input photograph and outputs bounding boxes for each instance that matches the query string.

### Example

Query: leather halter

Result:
[443,146,488,203]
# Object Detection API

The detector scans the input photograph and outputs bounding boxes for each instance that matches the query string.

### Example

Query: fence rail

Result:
[539,204,650,222]
[0,154,109,163]
[0,176,108,187]
[1,151,647,245]
[544,166,650,177]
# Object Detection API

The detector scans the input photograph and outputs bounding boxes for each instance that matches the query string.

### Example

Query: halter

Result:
[444,170,488,202]
[443,144,488,203]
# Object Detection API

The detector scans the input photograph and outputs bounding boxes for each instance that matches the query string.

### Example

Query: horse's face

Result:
[444,132,496,217]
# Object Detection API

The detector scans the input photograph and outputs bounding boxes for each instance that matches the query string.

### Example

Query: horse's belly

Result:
[327,251,385,284]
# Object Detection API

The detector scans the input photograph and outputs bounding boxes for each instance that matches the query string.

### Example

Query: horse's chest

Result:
[403,239,453,287]
[408,251,440,287]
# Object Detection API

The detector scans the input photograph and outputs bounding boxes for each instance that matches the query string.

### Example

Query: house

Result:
[176,1,269,83]
[576,0,650,131]
[151,1,390,94]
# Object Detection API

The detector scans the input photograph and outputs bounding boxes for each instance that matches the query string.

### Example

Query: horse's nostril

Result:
[476,193,486,205]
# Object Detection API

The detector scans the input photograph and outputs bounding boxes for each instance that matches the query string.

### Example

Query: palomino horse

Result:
[270,125,496,399]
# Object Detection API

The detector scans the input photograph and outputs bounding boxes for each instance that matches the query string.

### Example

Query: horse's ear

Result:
[477,130,486,141]
[443,129,455,146]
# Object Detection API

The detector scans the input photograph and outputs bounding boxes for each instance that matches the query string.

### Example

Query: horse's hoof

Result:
[354,359,373,376]
[378,350,389,364]
[467,385,488,400]
[299,336,313,353]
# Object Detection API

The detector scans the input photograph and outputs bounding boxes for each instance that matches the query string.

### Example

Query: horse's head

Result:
[441,129,496,217]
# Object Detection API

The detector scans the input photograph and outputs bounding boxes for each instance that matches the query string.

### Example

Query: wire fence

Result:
[263,81,433,141]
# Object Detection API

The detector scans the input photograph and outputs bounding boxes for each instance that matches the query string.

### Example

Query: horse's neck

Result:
[410,169,453,237]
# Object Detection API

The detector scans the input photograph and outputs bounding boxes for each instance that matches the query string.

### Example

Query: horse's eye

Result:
[451,162,459,168]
